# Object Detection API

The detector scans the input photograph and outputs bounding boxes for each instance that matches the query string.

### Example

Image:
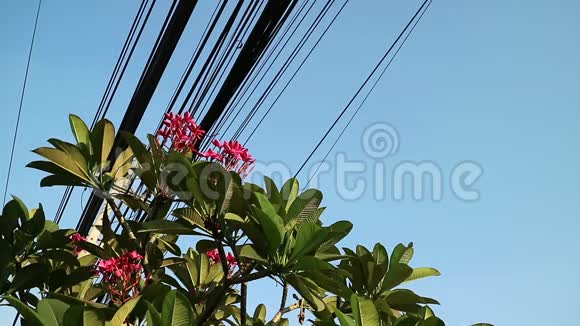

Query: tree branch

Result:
[240,282,248,325]
[230,269,271,284]
[279,282,288,311]
[271,301,302,323]
[105,197,137,241]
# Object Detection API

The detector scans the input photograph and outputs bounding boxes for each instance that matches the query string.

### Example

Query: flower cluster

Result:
[157,112,206,152]
[156,113,255,178]
[95,251,145,304]
[70,233,86,256]
[206,249,237,276]
[209,140,255,178]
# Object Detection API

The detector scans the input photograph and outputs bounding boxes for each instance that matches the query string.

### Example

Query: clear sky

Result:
[1,1,579,325]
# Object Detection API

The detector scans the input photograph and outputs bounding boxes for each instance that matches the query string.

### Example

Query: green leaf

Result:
[161,257,186,268]
[63,306,106,326]
[32,147,90,184]
[250,204,284,255]
[280,178,299,213]
[385,289,439,313]
[23,204,46,237]
[382,262,413,291]
[11,195,30,220]
[158,236,182,256]
[2,296,44,326]
[173,207,205,230]
[290,222,329,261]
[335,309,355,326]
[138,220,195,235]
[145,301,163,326]
[239,245,268,264]
[304,270,353,299]
[110,147,134,180]
[253,304,267,321]
[351,294,380,326]
[392,243,413,264]
[122,132,153,170]
[37,299,69,326]
[47,139,90,179]
[422,316,445,326]
[263,176,281,205]
[109,295,141,326]
[69,114,91,149]
[404,267,441,283]
[76,241,109,259]
[285,274,325,312]
[91,119,115,166]
[161,291,193,326]
[285,189,322,224]
[9,263,48,293]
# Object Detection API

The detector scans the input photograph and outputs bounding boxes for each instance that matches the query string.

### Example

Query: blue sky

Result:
[1,1,579,325]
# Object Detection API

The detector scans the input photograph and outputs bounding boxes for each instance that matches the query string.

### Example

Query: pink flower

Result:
[70,233,86,256]
[127,250,143,260]
[210,139,255,178]
[203,149,223,161]
[212,139,223,148]
[207,249,220,262]
[226,253,237,267]
[95,251,145,304]
[70,233,86,243]
[206,249,237,276]
[156,112,206,154]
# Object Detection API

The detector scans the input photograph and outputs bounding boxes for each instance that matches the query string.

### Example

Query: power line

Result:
[3,0,42,205]
[207,0,318,145]
[55,0,153,223]
[306,0,432,186]
[227,0,331,142]
[294,0,431,177]
[243,0,349,145]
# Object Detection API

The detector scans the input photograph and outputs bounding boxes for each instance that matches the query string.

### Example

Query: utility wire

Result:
[243,0,349,145]
[231,0,336,142]
[208,0,317,145]
[294,0,431,177]
[55,0,152,223]
[3,0,42,206]
[306,0,432,186]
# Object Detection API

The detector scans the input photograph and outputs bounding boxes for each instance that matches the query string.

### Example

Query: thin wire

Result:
[55,0,153,223]
[294,0,431,177]
[243,0,349,145]
[3,0,42,206]
[306,0,432,186]
[226,0,328,142]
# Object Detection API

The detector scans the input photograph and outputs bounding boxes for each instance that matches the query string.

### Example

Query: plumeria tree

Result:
[0,114,491,326]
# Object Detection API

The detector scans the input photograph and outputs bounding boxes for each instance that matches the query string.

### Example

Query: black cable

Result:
[197,1,276,123]
[156,0,224,132]
[91,0,149,128]
[243,0,348,145]
[99,0,161,120]
[214,0,319,143]
[75,0,177,230]
[294,0,431,177]
[189,1,267,121]
[229,0,335,143]
[3,0,42,206]
[194,1,270,142]
[306,0,432,186]
[175,1,246,116]
[55,0,153,223]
